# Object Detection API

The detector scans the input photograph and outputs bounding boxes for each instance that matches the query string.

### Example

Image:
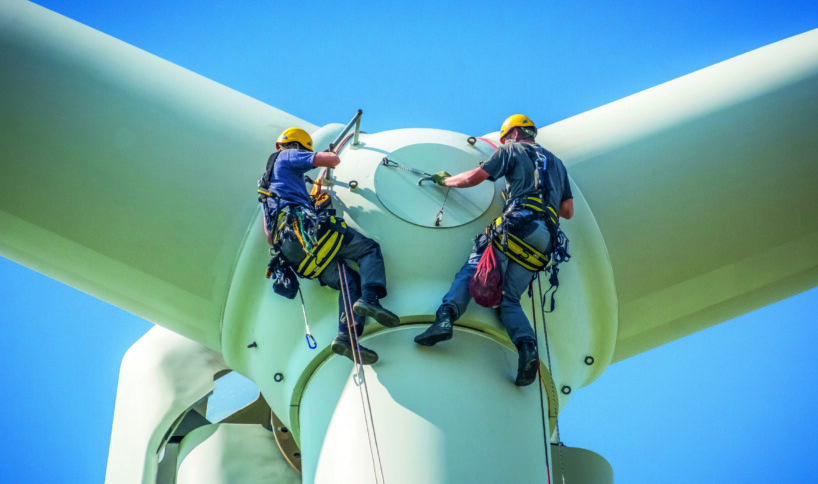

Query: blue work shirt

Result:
[263,149,315,232]
[269,149,316,209]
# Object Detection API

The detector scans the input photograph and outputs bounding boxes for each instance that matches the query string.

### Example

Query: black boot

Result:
[414,307,454,346]
[515,340,539,386]
[331,335,379,365]
[353,297,400,328]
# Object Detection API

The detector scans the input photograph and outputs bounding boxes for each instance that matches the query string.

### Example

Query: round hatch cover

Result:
[374,143,495,228]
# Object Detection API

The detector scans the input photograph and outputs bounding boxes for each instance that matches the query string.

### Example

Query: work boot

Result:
[331,335,379,365]
[413,307,454,346]
[515,340,539,386]
[352,297,400,328]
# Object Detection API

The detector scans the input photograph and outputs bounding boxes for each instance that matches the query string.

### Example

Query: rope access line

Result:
[536,273,566,484]
[339,263,387,484]
[434,187,451,226]
[529,281,552,483]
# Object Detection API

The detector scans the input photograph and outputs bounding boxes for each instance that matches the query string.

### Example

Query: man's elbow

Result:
[462,168,490,188]
[559,199,574,220]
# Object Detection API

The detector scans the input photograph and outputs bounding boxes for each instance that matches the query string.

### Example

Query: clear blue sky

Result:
[2,1,816,483]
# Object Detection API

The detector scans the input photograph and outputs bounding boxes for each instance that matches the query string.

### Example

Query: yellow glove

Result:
[431,171,451,186]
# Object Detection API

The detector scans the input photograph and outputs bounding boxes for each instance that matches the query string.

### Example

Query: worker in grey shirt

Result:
[414,114,574,386]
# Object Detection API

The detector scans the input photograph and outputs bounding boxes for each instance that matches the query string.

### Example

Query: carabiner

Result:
[305,333,317,349]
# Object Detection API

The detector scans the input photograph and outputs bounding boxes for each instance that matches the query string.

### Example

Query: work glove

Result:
[432,170,452,186]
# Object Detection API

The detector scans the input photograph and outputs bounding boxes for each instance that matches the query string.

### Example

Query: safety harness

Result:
[272,208,348,279]
[258,152,348,282]
[490,198,559,272]
[488,145,571,311]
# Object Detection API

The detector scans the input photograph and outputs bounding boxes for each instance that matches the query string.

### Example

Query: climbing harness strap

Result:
[542,230,570,313]
[273,209,348,279]
[513,195,552,216]
[489,203,557,272]
[491,219,550,271]
[295,216,347,279]
[489,144,571,311]
[257,151,281,201]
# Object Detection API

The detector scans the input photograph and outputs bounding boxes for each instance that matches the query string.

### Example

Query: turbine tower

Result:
[1,2,816,482]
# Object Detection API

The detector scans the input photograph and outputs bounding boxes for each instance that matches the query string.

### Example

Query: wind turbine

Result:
[1,1,816,483]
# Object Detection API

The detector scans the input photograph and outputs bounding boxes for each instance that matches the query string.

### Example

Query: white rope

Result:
[339,263,386,483]
[536,273,566,484]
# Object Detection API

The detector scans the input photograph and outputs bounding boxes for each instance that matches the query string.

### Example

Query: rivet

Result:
[560,385,572,395]
[274,372,284,382]
[584,356,594,365]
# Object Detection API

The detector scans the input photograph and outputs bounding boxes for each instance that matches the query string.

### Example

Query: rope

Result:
[434,187,451,226]
[529,281,551,483]
[339,263,386,483]
[381,156,432,178]
[536,274,566,484]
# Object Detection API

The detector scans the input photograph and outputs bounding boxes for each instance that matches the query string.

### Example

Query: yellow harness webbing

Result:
[276,212,347,279]
[491,201,559,272]
[520,195,547,213]
[297,217,346,279]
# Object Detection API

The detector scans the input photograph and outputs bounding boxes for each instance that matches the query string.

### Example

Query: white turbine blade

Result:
[540,29,818,361]
[0,1,315,348]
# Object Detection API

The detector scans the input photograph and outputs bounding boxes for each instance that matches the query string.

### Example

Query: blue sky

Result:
[2,1,817,482]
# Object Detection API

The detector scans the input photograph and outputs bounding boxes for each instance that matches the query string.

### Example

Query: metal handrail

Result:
[328,109,362,153]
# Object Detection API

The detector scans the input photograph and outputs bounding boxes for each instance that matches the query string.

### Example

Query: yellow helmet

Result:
[499,114,536,140]
[276,127,314,151]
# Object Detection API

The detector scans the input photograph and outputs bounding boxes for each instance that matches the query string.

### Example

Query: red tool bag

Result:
[470,246,504,308]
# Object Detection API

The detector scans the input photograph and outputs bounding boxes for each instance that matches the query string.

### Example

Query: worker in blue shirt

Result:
[414,115,574,386]
[262,127,399,364]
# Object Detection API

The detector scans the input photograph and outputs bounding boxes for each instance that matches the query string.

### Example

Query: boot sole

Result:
[331,340,378,365]
[515,358,539,386]
[413,330,452,347]
[353,302,400,328]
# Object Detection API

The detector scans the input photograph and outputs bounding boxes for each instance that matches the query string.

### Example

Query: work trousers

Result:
[304,227,388,336]
[439,220,552,346]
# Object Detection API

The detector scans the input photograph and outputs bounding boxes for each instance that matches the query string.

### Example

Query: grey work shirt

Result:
[481,141,573,212]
